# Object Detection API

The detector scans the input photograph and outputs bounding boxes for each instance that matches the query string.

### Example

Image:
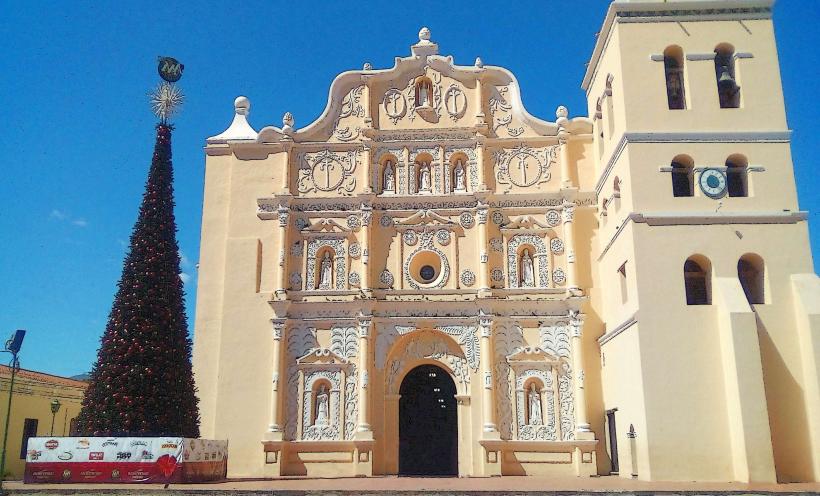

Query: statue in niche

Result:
[418,162,431,192]
[527,383,543,425]
[453,159,466,191]
[383,160,395,192]
[314,385,330,425]
[318,251,333,290]
[417,79,432,107]
[521,248,535,287]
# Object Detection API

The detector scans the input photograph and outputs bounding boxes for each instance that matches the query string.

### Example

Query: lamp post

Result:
[49,399,61,436]
[0,329,25,489]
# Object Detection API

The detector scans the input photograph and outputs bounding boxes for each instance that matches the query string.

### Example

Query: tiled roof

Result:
[0,365,87,389]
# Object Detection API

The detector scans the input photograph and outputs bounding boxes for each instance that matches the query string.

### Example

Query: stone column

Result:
[476,201,490,297]
[360,203,373,296]
[268,319,286,435]
[479,314,498,434]
[559,132,572,188]
[356,313,374,439]
[476,141,488,191]
[280,136,293,194]
[569,311,592,436]
[275,204,289,298]
[562,201,581,296]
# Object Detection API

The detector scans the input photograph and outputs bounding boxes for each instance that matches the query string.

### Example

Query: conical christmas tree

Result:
[75,122,200,437]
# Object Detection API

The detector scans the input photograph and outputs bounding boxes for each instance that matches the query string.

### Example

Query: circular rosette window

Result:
[408,250,446,288]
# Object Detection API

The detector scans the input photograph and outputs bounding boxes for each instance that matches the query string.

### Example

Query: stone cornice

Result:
[598,210,808,261]
[597,313,638,347]
[595,131,792,195]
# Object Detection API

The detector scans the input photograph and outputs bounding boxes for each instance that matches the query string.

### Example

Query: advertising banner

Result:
[24,437,227,484]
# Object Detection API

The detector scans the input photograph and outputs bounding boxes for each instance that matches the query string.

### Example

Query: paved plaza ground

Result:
[3,476,820,495]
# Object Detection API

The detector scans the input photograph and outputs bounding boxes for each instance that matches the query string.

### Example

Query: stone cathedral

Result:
[193,0,819,483]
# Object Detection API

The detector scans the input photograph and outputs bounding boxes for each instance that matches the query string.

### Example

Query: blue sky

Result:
[0,1,817,377]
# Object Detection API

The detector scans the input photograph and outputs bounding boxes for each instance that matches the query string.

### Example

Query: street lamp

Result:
[0,329,25,488]
[49,399,61,436]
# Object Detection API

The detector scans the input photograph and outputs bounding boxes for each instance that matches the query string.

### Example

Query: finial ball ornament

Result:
[419,27,431,42]
[234,96,250,115]
[475,57,484,68]
[283,112,295,128]
[363,62,373,70]
[556,105,568,119]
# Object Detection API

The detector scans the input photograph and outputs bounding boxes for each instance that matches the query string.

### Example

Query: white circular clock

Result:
[699,168,727,199]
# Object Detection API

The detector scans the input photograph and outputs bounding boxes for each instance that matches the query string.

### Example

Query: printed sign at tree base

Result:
[24,437,227,484]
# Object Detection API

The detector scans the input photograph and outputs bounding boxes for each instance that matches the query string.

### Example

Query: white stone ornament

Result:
[436,229,450,246]
[348,242,361,258]
[379,269,394,287]
[546,210,561,227]
[460,211,475,229]
[550,238,564,254]
[403,230,418,246]
[346,214,361,230]
[349,271,361,287]
[553,268,566,284]
[460,269,476,287]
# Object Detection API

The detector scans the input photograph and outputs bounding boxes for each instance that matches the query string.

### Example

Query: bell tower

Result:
[585,0,819,483]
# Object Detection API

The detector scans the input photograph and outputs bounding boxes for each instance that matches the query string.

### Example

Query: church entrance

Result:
[399,364,458,476]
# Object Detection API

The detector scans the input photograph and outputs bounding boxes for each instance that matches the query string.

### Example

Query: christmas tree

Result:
[75,115,200,437]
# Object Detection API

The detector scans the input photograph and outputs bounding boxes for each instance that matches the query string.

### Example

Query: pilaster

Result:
[356,313,374,440]
[569,311,592,438]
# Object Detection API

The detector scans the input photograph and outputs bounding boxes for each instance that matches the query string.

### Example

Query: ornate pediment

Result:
[506,346,559,364]
[396,209,457,229]
[301,218,353,235]
[502,215,554,232]
[209,27,594,147]
[296,348,350,367]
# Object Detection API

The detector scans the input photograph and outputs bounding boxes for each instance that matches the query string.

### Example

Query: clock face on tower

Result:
[699,168,727,199]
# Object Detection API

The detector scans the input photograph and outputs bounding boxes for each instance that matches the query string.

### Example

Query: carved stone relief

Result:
[494,145,557,191]
[306,239,347,290]
[507,234,550,288]
[297,149,358,195]
[488,85,524,137]
[334,85,365,142]
[493,324,525,440]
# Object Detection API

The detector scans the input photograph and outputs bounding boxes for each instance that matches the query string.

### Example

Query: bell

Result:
[718,66,737,91]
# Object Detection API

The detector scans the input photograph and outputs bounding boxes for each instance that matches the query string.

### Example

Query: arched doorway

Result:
[399,364,458,476]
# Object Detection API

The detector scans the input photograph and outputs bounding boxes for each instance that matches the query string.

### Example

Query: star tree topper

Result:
[149,56,184,123]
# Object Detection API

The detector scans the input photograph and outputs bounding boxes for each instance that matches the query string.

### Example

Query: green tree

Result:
[75,124,199,437]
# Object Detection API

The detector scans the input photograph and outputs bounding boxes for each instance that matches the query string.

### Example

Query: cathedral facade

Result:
[193,0,820,483]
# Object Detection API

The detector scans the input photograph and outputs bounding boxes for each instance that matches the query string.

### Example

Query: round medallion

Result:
[550,238,564,254]
[346,214,361,230]
[492,211,505,225]
[403,230,418,246]
[546,210,561,227]
[699,168,728,199]
[552,268,566,285]
[349,272,361,287]
[311,155,345,192]
[508,151,542,187]
[380,215,394,227]
[379,269,394,287]
[290,241,302,257]
[348,242,361,258]
[436,229,450,245]
[490,238,504,253]
[460,211,475,229]
[460,269,476,287]
[158,56,184,82]
[295,218,310,230]
[491,268,504,283]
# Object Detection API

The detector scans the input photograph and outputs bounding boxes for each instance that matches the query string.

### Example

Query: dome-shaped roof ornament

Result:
[475,57,484,69]
[234,96,250,116]
[419,27,431,42]
[206,95,257,143]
